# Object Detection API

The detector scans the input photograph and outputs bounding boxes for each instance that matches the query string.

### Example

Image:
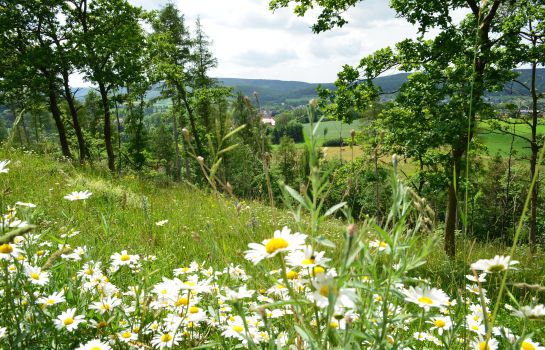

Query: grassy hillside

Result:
[0,149,343,280]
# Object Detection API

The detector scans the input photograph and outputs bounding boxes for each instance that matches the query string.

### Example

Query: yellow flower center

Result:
[301,258,315,265]
[97,321,108,328]
[313,266,325,275]
[161,333,173,342]
[319,285,337,297]
[91,347,101,350]
[101,304,110,310]
[37,250,44,256]
[31,272,40,280]
[46,299,55,305]
[479,341,491,350]
[265,238,288,254]
[329,321,339,328]
[418,296,433,305]
[63,317,74,326]
[472,325,480,331]
[434,319,446,328]
[379,241,388,248]
[120,254,130,262]
[176,297,189,306]
[522,342,536,350]
[0,244,13,254]
[122,331,132,339]
[233,325,244,333]
[286,270,299,279]
[189,306,199,314]
[487,264,505,272]
[85,269,94,275]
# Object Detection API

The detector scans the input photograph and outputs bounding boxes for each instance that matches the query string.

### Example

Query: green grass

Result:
[0,149,346,284]
[3,148,545,290]
[2,148,545,344]
[478,120,545,156]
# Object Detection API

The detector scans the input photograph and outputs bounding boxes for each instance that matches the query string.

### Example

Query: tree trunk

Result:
[179,86,204,155]
[98,82,115,172]
[61,68,86,164]
[172,97,182,181]
[529,60,539,253]
[47,75,72,158]
[444,149,463,258]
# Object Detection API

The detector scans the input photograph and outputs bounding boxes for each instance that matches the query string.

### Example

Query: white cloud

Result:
[70,0,469,86]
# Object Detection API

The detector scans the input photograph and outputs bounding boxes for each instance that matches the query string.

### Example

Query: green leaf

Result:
[209,157,223,180]
[324,202,346,217]
[314,235,336,248]
[222,124,246,142]
[284,185,309,210]
[218,143,240,156]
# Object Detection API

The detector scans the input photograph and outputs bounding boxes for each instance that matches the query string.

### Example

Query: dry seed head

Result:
[197,156,204,166]
[350,129,356,140]
[309,99,318,108]
[182,128,190,142]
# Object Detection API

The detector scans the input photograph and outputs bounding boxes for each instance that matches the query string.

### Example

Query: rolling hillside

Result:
[72,68,544,107]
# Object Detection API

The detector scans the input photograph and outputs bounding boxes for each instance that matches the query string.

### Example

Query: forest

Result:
[0,0,545,349]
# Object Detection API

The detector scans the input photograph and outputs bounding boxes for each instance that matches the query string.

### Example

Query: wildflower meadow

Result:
[1,118,544,350]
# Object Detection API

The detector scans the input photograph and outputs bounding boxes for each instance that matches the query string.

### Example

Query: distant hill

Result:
[219,74,410,106]
[72,69,544,107]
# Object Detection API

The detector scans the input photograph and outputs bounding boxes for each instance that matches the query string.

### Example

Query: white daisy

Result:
[310,273,357,309]
[0,242,22,260]
[89,296,122,314]
[509,304,545,319]
[25,265,50,286]
[111,250,139,267]
[470,255,518,273]
[428,315,452,335]
[64,190,92,201]
[519,339,545,350]
[118,330,138,343]
[15,201,36,208]
[224,285,255,301]
[286,245,330,268]
[54,308,85,332]
[245,227,307,264]
[471,338,498,350]
[151,332,182,349]
[0,160,10,173]
[37,290,66,307]
[0,326,6,339]
[76,339,111,350]
[156,219,169,226]
[403,286,450,311]
[369,239,391,253]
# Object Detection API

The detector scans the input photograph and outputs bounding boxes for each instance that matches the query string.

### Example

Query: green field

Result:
[303,119,367,143]
[303,119,545,157]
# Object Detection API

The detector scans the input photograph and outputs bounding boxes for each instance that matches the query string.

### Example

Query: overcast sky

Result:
[72,0,467,86]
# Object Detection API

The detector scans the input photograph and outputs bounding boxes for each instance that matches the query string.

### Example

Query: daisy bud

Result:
[347,224,357,237]
[226,182,233,196]
[392,154,398,167]
[197,156,204,166]
[182,128,190,142]
[309,99,318,108]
